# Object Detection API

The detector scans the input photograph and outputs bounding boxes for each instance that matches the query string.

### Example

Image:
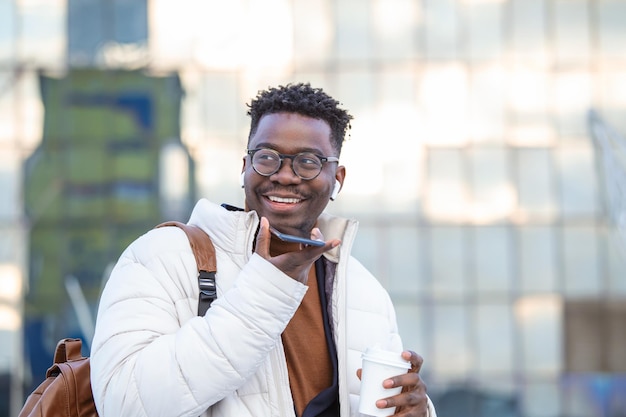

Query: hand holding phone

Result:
[269,227,325,247]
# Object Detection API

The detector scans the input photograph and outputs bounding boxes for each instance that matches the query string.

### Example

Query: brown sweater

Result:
[270,237,332,417]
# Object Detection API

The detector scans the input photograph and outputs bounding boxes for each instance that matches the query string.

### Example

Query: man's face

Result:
[242,112,345,237]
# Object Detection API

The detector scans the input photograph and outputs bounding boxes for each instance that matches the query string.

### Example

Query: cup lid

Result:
[362,347,411,369]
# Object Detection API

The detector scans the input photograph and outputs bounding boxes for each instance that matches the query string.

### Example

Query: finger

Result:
[382,369,420,390]
[356,368,362,380]
[310,227,324,242]
[254,217,271,259]
[403,350,424,373]
[290,239,340,263]
[377,375,428,414]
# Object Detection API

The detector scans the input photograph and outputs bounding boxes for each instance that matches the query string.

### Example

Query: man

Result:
[90,83,436,416]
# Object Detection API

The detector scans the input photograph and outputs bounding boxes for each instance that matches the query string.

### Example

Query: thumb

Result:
[255,217,272,259]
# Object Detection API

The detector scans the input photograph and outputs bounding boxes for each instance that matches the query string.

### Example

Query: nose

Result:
[270,157,302,184]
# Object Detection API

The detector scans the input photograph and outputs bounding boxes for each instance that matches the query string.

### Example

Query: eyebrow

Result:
[251,142,328,156]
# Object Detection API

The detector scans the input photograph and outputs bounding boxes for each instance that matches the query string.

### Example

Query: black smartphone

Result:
[269,227,326,247]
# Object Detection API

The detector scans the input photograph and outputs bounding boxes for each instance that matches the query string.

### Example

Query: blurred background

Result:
[1,0,626,416]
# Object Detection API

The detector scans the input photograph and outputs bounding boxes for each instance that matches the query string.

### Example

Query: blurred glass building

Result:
[1,1,626,416]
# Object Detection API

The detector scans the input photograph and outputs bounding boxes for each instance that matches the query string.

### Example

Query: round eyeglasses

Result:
[246,148,339,180]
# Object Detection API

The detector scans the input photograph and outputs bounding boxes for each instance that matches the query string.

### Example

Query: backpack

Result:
[19,222,217,417]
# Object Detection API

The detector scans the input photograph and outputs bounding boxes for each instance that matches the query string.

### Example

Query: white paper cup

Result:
[358,347,411,417]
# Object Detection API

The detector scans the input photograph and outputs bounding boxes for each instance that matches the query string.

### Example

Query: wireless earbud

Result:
[240,172,245,188]
[330,180,341,201]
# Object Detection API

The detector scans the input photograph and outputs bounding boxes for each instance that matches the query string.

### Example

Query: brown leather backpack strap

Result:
[157,221,216,272]
[53,338,82,364]
[156,221,217,315]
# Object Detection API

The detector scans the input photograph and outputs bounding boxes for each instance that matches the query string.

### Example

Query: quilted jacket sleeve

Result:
[90,227,307,417]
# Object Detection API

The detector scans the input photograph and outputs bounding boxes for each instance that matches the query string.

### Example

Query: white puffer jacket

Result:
[91,199,435,417]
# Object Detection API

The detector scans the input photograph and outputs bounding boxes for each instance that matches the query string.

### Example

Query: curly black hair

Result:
[246,83,353,155]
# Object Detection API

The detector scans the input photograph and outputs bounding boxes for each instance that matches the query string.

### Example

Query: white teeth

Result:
[268,196,301,204]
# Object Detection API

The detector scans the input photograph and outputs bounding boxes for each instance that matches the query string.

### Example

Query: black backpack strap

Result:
[156,221,217,315]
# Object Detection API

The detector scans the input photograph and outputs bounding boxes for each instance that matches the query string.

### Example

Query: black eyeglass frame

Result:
[246,148,339,180]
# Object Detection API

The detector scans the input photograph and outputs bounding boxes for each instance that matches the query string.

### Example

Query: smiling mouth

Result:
[268,196,302,204]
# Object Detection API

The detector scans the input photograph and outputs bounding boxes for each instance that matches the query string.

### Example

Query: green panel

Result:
[112,149,156,180]
[65,108,109,143]
[24,149,64,222]
[66,226,109,283]
[67,146,107,183]
[112,196,159,222]
[26,227,65,315]
[65,193,107,219]
[110,108,143,138]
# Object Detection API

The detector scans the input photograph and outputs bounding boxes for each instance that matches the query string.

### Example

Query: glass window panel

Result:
[0,227,24,265]
[607,230,626,295]
[510,0,548,66]
[0,148,20,220]
[516,148,556,219]
[351,224,380,280]
[150,0,197,65]
[419,64,469,146]
[508,70,553,146]
[562,226,601,296]
[554,72,592,137]
[601,71,626,109]
[424,0,459,60]
[0,0,16,62]
[18,0,65,67]
[515,295,562,374]
[509,68,549,113]
[519,226,557,293]
[432,303,470,377]
[199,73,240,135]
[469,147,514,223]
[476,303,514,374]
[557,145,599,217]
[336,70,376,117]
[561,374,620,417]
[0,327,20,372]
[180,69,206,149]
[562,300,626,373]
[474,226,512,294]
[394,304,428,368]
[431,226,467,298]
[465,1,503,62]
[424,148,466,221]
[334,71,381,214]
[196,145,246,207]
[244,0,293,70]
[372,0,419,60]
[293,0,332,66]
[598,0,626,60]
[0,71,16,145]
[381,155,421,214]
[336,0,371,61]
[379,68,416,107]
[15,71,43,152]
[387,226,422,297]
[371,69,423,213]
[522,379,562,417]
[468,66,506,143]
[554,0,591,66]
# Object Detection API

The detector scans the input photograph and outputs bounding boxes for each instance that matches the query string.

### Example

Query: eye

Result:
[256,150,279,161]
[297,153,322,167]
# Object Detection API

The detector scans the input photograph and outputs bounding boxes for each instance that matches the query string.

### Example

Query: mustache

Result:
[259,185,307,198]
